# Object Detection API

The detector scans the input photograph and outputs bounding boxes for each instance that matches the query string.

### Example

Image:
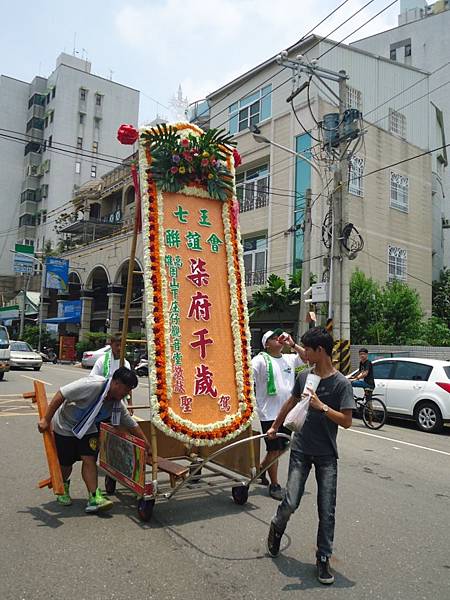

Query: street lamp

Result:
[251,125,326,191]
[251,126,327,335]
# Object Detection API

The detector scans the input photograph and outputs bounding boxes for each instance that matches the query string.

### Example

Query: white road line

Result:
[20,374,53,386]
[346,427,450,457]
[0,398,29,405]
[0,394,23,398]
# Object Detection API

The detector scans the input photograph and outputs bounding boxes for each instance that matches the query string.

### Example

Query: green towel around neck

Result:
[260,352,277,396]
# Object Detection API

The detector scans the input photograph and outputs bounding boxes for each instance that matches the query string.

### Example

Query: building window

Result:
[390,172,409,212]
[91,165,97,178]
[26,117,44,131]
[28,93,46,108]
[390,48,397,61]
[50,110,54,123]
[19,214,36,227]
[95,93,102,106]
[80,88,87,101]
[405,43,412,57]
[92,141,98,154]
[346,86,363,111]
[243,235,267,286]
[46,93,50,104]
[48,135,52,148]
[348,156,364,197]
[79,113,85,125]
[75,161,81,174]
[52,87,56,99]
[389,108,406,138]
[236,164,270,212]
[76,137,83,149]
[42,210,47,224]
[388,245,407,282]
[228,84,272,134]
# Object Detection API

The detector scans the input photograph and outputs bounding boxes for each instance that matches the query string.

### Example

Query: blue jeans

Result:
[351,380,372,389]
[272,449,337,559]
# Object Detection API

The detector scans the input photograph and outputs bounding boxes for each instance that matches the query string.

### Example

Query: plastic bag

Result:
[283,396,310,432]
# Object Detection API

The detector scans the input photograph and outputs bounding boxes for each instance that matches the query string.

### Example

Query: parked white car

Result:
[9,341,42,371]
[351,357,450,433]
[81,345,110,369]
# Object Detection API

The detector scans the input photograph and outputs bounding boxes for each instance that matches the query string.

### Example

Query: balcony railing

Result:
[237,180,269,213]
[245,270,267,287]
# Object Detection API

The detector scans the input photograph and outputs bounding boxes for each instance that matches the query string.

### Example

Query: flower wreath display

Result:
[138,122,255,446]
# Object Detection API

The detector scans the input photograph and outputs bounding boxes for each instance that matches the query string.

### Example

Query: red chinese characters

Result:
[180,395,193,413]
[186,258,210,288]
[187,291,211,321]
[190,328,213,360]
[218,395,232,413]
[194,365,218,398]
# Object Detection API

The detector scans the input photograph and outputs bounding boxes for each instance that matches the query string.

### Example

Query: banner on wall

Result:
[45,257,69,291]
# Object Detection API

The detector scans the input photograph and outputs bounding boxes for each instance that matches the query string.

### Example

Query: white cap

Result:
[261,328,283,348]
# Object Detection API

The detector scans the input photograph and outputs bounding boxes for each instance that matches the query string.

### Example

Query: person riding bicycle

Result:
[350,348,375,396]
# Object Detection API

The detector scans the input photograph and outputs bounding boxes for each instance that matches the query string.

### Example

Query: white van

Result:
[0,326,10,380]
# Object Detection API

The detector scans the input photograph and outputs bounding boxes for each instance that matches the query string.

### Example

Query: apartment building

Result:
[352,0,450,277]
[206,35,433,325]
[0,53,139,277]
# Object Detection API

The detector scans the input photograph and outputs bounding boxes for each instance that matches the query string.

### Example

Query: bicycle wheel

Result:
[362,397,386,430]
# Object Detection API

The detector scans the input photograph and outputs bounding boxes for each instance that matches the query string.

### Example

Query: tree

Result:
[412,316,450,346]
[380,279,423,344]
[22,325,54,349]
[350,270,383,344]
[432,268,450,328]
[249,274,297,319]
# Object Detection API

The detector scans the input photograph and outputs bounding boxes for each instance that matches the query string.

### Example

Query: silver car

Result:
[81,345,109,369]
[9,341,43,371]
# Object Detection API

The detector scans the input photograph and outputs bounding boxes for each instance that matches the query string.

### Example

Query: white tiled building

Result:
[0,53,139,276]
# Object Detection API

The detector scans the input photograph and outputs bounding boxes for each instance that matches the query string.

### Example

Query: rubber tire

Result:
[232,485,249,506]
[137,498,155,522]
[0,372,4,381]
[105,475,117,494]
[414,401,443,433]
[362,397,387,430]
[33,367,41,371]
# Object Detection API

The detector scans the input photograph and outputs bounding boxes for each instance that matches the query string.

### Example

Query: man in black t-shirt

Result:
[350,348,375,392]
[265,327,355,585]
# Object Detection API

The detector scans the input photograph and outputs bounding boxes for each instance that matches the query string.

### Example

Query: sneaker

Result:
[316,556,335,585]
[85,488,113,514]
[269,483,283,501]
[257,470,269,486]
[56,481,72,506]
[267,522,283,557]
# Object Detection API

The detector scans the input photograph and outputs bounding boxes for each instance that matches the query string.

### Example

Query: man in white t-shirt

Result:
[252,328,306,500]
[90,334,133,414]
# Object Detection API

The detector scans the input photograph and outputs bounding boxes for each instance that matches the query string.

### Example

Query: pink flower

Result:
[201,158,209,167]
[170,166,178,174]
[181,138,190,147]
[183,152,193,162]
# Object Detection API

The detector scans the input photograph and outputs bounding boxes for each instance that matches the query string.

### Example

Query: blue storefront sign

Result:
[43,300,81,325]
[45,257,69,291]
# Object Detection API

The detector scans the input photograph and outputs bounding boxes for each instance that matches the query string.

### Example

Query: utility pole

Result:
[19,276,30,339]
[299,188,312,337]
[329,70,351,373]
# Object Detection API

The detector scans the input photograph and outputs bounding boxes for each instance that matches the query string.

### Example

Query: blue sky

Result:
[0,0,399,124]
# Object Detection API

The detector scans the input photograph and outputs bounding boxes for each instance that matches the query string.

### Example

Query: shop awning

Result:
[42,316,80,324]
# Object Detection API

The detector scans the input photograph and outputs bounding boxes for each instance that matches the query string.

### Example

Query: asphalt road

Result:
[0,364,449,600]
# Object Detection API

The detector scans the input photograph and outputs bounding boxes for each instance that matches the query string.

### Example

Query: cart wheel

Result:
[137,498,155,522]
[232,485,248,506]
[104,475,116,495]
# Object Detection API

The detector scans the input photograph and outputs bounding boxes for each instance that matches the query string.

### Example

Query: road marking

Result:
[0,412,36,417]
[0,398,30,405]
[346,427,450,457]
[44,365,84,375]
[20,374,53,386]
[0,394,23,398]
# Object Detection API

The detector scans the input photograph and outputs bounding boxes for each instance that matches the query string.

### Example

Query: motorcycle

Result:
[134,357,148,377]
[40,347,57,364]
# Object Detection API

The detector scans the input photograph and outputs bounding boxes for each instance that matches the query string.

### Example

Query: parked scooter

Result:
[134,356,148,377]
[40,347,57,364]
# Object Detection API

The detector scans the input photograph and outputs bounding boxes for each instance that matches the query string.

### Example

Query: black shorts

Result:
[54,432,100,467]
[260,421,291,452]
